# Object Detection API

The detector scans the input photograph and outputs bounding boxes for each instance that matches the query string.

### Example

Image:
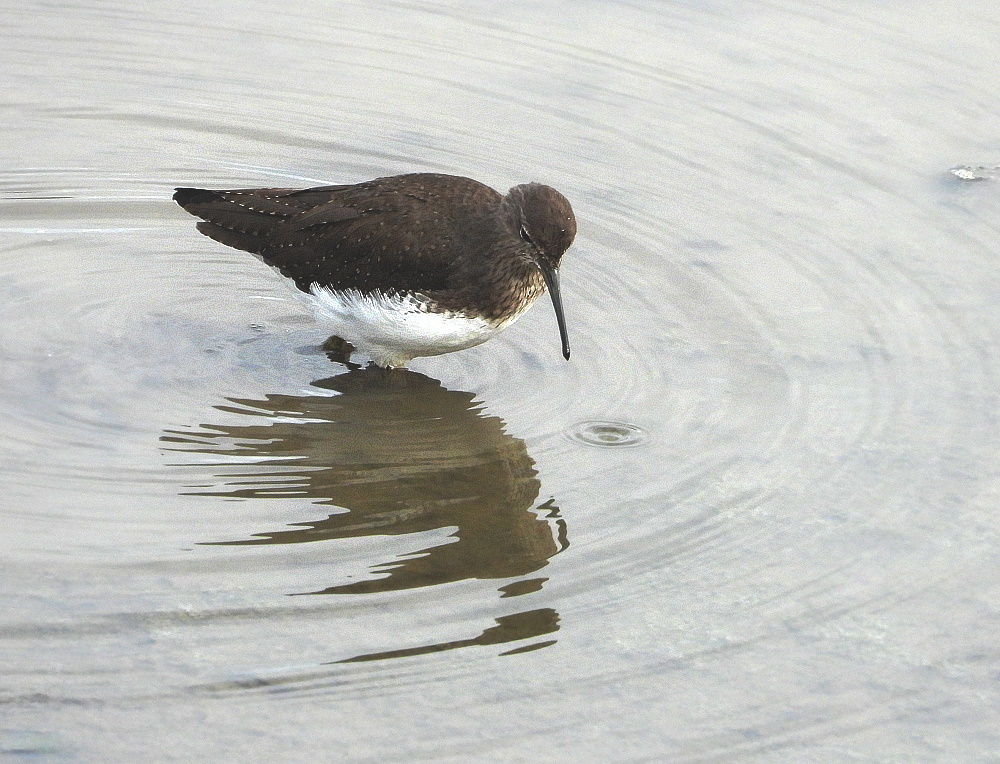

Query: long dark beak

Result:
[539,262,571,360]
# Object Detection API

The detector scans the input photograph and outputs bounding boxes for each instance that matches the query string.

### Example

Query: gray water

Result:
[3,1,1000,761]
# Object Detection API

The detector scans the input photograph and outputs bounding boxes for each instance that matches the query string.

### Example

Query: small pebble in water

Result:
[567,421,647,448]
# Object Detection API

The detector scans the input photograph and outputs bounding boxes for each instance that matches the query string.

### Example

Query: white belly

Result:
[303,286,508,367]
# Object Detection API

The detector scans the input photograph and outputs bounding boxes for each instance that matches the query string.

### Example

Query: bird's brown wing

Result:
[173,174,503,294]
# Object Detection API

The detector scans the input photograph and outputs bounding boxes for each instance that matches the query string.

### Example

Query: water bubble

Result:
[567,421,647,448]
[949,164,1000,181]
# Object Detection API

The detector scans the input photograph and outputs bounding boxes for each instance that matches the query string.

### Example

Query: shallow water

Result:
[3,0,1000,760]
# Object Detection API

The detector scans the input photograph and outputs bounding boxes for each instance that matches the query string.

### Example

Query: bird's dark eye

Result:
[519,225,534,244]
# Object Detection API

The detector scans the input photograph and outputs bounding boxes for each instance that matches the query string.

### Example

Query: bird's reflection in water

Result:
[162,365,568,660]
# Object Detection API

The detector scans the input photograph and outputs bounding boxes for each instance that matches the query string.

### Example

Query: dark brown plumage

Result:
[173,173,576,367]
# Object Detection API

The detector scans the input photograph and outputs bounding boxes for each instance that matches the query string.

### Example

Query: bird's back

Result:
[173,173,504,294]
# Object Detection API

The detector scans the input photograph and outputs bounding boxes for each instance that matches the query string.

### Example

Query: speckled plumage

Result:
[173,172,576,367]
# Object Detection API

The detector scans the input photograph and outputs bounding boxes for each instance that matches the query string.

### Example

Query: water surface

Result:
[2,0,1000,760]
